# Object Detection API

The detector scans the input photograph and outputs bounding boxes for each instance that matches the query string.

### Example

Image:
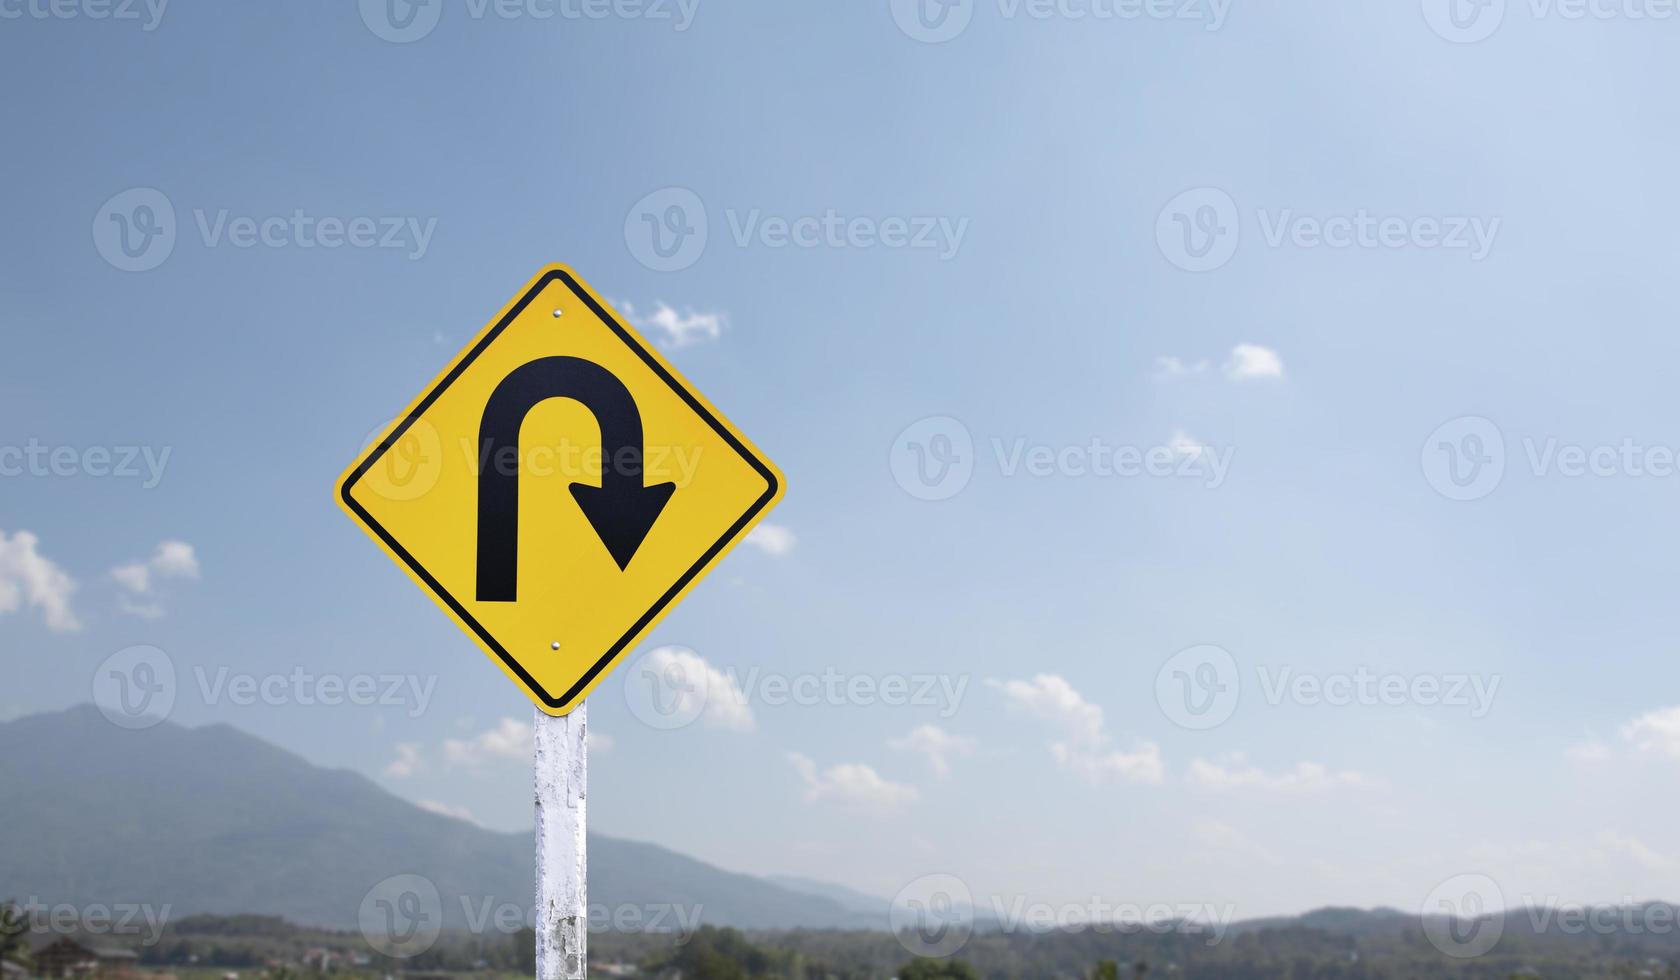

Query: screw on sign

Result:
[337,264,785,978]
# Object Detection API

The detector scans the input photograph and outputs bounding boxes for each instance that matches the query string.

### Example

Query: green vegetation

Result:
[1,900,29,969]
[8,907,1680,979]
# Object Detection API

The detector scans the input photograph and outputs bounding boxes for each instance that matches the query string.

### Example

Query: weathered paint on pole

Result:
[535,703,587,979]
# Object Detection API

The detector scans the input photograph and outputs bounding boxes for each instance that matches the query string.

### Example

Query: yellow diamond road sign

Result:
[338,265,784,715]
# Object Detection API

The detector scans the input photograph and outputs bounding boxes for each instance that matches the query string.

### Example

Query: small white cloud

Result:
[385,742,426,778]
[621,301,725,348]
[111,563,150,594]
[1191,817,1282,865]
[1565,738,1614,764]
[117,596,167,620]
[589,732,615,753]
[1223,343,1284,381]
[988,674,1164,785]
[888,724,975,778]
[1186,754,1374,793]
[1153,356,1208,381]
[151,541,200,578]
[0,530,80,632]
[1055,741,1166,785]
[640,647,756,732]
[1622,706,1680,759]
[1595,831,1670,871]
[111,540,199,618]
[787,752,917,811]
[443,717,532,768]
[418,800,478,825]
[1168,430,1208,461]
[744,523,797,558]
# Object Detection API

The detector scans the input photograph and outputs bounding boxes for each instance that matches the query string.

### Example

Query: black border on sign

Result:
[340,269,780,712]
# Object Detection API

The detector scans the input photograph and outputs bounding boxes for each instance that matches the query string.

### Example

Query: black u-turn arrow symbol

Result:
[476,356,676,601]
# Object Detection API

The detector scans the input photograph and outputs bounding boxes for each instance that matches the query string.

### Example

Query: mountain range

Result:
[0,706,881,931]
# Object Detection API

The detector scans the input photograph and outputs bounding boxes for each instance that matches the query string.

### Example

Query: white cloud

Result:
[639,647,756,732]
[621,301,725,348]
[385,742,426,778]
[787,752,917,811]
[111,540,199,618]
[1595,831,1670,871]
[589,732,615,753]
[1223,343,1284,381]
[1622,706,1680,759]
[418,800,478,824]
[1054,741,1166,785]
[744,523,797,558]
[0,530,80,632]
[1186,754,1375,793]
[1154,344,1283,382]
[1191,817,1282,866]
[443,717,532,767]
[1168,430,1209,461]
[1565,738,1614,764]
[888,724,975,778]
[988,674,1165,785]
[1153,356,1208,380]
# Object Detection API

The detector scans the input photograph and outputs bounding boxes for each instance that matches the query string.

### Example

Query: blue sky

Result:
[5,0,1680,923]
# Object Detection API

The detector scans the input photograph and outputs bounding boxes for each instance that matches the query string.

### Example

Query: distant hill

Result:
[763,876,891,917]
[0,706,870,931]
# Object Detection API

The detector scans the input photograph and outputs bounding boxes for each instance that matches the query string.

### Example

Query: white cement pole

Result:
[535,702,587,979]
